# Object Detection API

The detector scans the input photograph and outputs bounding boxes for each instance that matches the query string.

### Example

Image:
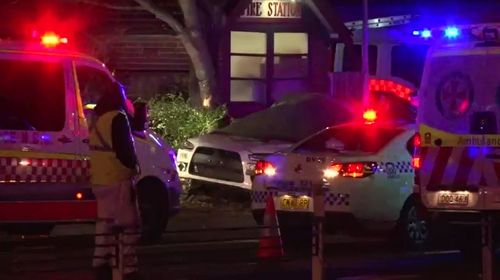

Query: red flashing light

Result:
[412,157,421,169]
[255,160,276,176]
[76,192,84,200]
[412,133,422,169]
[40,32,68,48]
[413,133,422,147]
[363,109,377,123]
[369,79,413,101]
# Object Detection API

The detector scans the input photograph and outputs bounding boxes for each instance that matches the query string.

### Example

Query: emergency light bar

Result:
[413,24,500,42]
[40,32,68,47]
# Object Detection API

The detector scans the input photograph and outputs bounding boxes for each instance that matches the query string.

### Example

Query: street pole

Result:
[312,184,325,280]
[361,0,370,106]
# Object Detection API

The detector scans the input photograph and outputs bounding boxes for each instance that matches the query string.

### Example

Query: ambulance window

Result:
[76,66,116,106]
[0,59,65,131]
[296,126,404,153]
[391,45,429,87]
[342,44,377,75]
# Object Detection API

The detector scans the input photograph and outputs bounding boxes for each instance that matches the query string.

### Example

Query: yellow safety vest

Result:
[89,110,135,186]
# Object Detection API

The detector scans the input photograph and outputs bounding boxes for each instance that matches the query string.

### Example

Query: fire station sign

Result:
[241,0,302,19]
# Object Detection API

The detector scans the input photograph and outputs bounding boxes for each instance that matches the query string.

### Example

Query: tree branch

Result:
[77,0,144,11]
[133,0,186,35]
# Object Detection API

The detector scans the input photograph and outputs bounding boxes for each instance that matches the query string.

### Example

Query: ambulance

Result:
[417,24,499,211]
[416,24,500,247]
[0,32,181,240]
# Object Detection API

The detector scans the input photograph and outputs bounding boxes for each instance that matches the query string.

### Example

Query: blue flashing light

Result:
[444,26,460,39]
[421,29,432,39]
[412,30,420,36]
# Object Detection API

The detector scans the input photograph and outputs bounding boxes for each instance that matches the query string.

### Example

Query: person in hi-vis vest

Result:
[90,82,141,280]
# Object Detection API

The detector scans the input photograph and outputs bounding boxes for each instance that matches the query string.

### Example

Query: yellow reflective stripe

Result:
[419,124,500,147]
[0,150,80,160]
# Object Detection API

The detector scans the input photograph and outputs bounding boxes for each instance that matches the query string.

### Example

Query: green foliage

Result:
[148,94,227,150]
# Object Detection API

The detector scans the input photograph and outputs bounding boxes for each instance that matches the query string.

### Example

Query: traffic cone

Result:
[257,196,284,259]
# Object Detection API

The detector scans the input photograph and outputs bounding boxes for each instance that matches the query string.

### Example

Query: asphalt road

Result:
[1,207,497,280]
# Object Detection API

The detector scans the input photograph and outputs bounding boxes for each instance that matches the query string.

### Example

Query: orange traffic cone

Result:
[257,196,284,259]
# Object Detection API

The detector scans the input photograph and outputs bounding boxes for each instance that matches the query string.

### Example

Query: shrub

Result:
[148,94,227,150]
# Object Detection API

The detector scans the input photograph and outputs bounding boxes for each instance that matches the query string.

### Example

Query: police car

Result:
[0,32,181,240]
[251,111,427,247]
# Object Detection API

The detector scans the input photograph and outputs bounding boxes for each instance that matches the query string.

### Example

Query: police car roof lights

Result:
[363,109,378,124]
[39,31,68,48]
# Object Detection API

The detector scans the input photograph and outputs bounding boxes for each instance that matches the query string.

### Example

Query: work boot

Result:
[124,271,143,280]
[93,264,112,280]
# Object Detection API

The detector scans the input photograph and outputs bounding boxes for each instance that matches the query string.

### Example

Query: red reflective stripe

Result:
[0,201,97,221]
[428,147,453,186]
[453,148,476,186]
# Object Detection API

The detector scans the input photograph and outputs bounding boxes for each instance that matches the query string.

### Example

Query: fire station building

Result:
[218,0,351,117]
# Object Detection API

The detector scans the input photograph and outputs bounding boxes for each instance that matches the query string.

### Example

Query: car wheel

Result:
[137,180,169,244]
[398,199,430,248]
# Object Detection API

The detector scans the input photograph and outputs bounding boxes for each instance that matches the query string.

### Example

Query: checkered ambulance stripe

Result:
[420,146,500,189]
[0,157,90,183]
[252,190,350,206]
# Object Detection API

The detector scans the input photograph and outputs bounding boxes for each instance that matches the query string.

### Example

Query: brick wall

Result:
[110,35,190,71]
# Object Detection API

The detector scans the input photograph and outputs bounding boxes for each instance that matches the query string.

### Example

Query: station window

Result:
[391,44,429,87]
[230,31,267,104]
[0,59,65,131]
[230,31,309,104]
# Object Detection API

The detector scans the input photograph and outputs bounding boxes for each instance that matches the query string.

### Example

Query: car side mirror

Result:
[132,101,148,131]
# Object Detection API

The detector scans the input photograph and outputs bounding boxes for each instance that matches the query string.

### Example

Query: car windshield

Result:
[0,58,65,131]
[297,124,406,154]
[421,51,500,134]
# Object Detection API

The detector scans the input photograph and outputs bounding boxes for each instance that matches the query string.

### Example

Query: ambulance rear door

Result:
[0,53,88,222]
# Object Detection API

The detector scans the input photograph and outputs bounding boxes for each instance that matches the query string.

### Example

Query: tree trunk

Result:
[179,0,217,108]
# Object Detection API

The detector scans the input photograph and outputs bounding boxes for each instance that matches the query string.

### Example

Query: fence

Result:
[1,223,321,280]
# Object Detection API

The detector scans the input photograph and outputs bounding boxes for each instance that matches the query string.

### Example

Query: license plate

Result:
[437,192,469,206]
[279,195,311,211]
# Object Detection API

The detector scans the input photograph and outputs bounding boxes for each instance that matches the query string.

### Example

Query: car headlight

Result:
[180,140,195,150]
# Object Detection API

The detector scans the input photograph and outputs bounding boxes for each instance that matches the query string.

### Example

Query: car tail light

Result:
[412,133,421,186]
[255,160,276,176]
[412,133,421,169]
[324,162,377,178]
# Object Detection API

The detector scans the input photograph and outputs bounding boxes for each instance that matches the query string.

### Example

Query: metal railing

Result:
[1,223,316,280]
